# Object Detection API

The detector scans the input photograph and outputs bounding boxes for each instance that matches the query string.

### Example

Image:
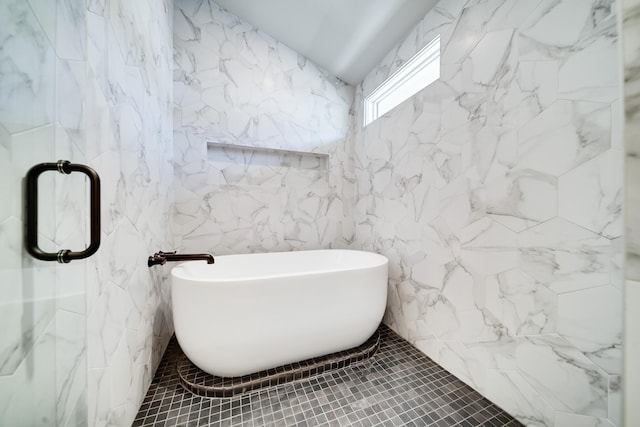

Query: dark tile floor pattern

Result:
[133,325,523,426]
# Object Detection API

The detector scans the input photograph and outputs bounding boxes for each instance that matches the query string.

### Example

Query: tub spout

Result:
[148,251,214,267]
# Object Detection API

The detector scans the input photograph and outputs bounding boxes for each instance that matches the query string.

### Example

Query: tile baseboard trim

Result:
[177,329,381,398]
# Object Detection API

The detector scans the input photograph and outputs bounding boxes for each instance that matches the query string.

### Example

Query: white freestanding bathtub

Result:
[171,249,388,378]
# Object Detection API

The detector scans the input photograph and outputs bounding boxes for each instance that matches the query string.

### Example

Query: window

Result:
[363,35,440,127]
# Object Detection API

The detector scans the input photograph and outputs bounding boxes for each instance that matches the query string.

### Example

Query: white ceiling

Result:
[213,0,439,86]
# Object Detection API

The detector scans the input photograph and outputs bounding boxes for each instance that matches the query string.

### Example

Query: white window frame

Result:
[363,35,440,127]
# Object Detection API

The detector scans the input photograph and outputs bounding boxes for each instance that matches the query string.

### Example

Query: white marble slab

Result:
[0,0,55,134]
[518,217,612,294]
[557,285,622,374]
[173,0,355,256]
[82,0,176,425]
[559,150,623,239]
[355,1,622,425]
[623,0,640,425]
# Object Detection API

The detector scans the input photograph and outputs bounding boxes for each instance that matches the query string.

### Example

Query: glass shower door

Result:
[0,1,88,426]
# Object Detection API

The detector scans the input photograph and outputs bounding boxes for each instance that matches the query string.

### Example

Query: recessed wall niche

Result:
[207,142,329,188]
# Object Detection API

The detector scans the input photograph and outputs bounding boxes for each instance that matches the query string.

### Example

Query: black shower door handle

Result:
[25,160,101,263]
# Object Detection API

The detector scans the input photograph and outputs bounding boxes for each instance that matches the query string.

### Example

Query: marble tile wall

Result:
[353,0,623,425]
[623,0,640,424]
[84,0,175,425]
[3,1,176,425]
[172,0,355,255]
[2,0,631,426]
[0,0,89,425]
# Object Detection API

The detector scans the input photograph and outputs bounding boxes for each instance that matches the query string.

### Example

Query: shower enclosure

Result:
[0,1,89,425]
[0,0,638,426]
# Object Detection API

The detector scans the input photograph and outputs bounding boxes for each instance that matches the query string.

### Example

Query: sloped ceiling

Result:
[213,0,439,86]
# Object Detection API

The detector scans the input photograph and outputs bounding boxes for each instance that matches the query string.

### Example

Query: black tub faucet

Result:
[148,251,215,267]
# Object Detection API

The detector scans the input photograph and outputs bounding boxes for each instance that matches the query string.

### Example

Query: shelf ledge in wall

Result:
[207,142,329,171]
[206,142,330,188]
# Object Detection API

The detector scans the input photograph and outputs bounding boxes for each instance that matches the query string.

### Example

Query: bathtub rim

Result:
[170,249,389,283]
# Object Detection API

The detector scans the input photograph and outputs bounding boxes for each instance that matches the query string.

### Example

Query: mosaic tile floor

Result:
[178,331,380,398]
[133,325,522,426]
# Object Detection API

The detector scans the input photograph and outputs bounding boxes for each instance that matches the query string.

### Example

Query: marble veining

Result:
[623,0,640,425]
[0,1,56,135]
[0,0,629,426]
[0,1,89,425]
[172,0,355,255]
[624,0,640,278]
[354,1,623,425]
[2,0,176,426]
[84,1,175,425]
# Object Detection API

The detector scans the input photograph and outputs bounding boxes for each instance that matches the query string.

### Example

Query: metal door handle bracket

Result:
[25,160,101,263]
